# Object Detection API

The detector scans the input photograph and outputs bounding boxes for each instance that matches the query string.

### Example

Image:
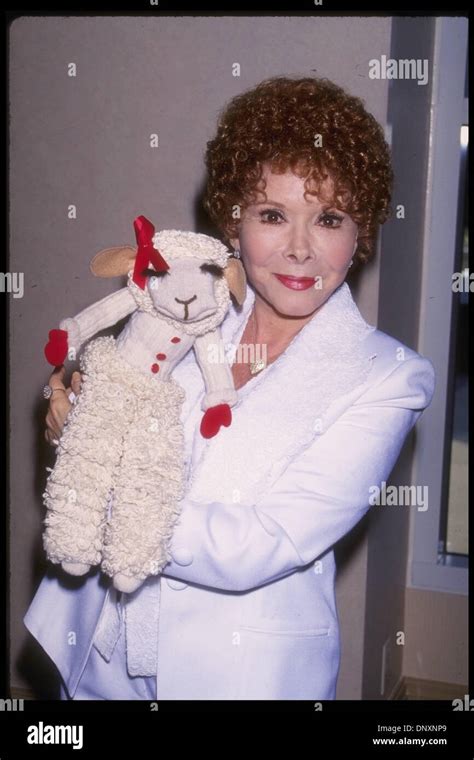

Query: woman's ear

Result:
[89,246,137,277]
[224,258,247,306]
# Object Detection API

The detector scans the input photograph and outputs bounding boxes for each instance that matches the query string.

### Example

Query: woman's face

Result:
[230,163,358,318]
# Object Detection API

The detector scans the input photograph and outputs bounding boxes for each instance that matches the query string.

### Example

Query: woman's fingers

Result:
[65,371,83,398]
[48,365,67,392]
[45,365,73,446]
[70,371,82,396]
[44,426,59,447]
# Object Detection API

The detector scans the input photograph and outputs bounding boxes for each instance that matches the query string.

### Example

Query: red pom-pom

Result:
[200,403,232,439]
[44,329,69,366]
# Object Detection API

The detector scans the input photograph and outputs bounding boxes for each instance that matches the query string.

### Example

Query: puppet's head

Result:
[89,216,247,331]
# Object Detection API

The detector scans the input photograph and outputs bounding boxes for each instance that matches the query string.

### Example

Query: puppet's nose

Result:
[175,295,197,306]
[175,295,197,321]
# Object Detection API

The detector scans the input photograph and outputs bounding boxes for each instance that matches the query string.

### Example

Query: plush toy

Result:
[42,215,246,593]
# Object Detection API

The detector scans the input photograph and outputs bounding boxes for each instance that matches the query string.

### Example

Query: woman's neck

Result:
[250,293,317,350]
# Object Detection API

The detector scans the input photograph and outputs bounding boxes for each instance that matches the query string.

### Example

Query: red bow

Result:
[132,215,170,290]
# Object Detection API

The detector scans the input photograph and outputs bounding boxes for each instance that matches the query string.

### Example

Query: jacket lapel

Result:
[174,281,377,507]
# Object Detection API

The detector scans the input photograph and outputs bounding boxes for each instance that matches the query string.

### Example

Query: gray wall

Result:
[362,16,437,699]
[10,15,393,697]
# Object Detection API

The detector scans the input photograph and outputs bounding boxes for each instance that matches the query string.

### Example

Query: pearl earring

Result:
[234,249,241,259]
[348,259,353,268]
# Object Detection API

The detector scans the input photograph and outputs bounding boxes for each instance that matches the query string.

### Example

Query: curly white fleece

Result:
[153,229,231,267]
[43,335,187,582]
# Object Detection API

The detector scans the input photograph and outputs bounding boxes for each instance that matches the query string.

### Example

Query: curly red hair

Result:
[202,76,393,267]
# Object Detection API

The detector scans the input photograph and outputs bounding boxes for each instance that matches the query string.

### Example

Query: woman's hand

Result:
[44,366,82,447]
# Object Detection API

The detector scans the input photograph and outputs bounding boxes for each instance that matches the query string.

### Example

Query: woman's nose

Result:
[286,249,314,263]
[285,227,316,262]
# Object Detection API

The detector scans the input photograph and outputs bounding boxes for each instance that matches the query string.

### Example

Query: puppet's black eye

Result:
[200,263,224,277]
[141,268,169,277]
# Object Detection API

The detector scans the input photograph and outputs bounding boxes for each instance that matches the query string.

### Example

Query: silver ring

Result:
[43,385,67,400]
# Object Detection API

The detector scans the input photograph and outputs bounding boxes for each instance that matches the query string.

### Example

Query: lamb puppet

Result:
[42,215,246,594]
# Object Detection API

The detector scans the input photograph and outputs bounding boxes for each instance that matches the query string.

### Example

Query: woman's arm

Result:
[161,354,436,591]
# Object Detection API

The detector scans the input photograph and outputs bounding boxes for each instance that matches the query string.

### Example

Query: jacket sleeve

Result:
[161,354,436,592]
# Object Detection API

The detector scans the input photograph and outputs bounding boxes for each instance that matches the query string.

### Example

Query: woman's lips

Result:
[274,273,316,291]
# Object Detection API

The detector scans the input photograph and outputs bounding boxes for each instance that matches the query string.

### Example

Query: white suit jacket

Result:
[23,281,436,700]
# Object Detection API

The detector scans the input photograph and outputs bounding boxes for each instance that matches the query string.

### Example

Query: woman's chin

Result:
[268,291,326,319]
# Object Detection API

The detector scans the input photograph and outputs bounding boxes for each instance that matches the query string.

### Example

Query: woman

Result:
[24,76,435,700]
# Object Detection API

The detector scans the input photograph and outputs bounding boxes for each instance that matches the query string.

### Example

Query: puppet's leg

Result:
[101,377,186,594]
[42,336,131,575]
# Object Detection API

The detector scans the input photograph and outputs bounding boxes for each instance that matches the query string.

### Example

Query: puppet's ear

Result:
[224,257,247,306]
[89,246,137,277]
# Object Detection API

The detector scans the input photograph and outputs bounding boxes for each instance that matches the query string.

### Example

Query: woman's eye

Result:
[258,209,344,228]
[319,213,344,228]
[259,209,284,224]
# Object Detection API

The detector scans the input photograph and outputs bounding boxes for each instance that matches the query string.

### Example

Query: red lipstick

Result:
[274,273,315,291]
